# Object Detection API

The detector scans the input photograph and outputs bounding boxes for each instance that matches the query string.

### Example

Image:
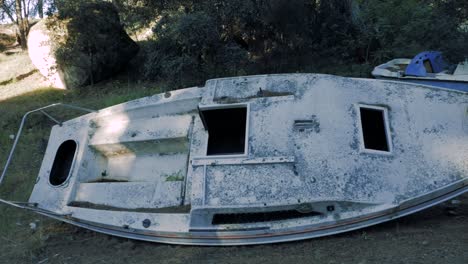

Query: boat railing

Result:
[0,103,97,209]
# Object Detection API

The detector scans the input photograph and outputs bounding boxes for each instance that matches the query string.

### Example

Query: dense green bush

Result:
[45,1,139,88]
[143,11,249,87]
[356,0,468,63]
[137,0,466,88]
[50,0,467,88]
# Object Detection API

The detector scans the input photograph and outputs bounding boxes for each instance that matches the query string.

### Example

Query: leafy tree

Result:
[14,0,465,85]
[355,0,467,64]
[48,1,139,87]
[37,0,42,18]
[0,0,44,49]
[100,0,468,84]
[141,0,362,86]
[144,10,248,87]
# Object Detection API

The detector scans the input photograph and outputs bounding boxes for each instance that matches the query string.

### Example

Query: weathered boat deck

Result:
[3,74,467,245]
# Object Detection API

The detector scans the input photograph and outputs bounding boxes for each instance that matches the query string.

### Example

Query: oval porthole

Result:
[49,140,77,186]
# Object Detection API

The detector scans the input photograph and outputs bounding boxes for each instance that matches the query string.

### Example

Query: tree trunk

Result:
[15,0,27,50]
[1,0,16,23]
[37,0,43,18]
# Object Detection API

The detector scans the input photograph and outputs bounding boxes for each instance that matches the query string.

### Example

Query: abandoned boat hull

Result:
[372,51,468,92]
[25,179,467,245]
[1,74,467,245]
[374,76,468,92]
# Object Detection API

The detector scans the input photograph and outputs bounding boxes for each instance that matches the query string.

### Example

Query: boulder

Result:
[28,2,139,89]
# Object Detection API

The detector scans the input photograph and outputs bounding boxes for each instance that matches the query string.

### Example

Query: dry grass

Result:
[0,49,35,79]
[0,48,50,101]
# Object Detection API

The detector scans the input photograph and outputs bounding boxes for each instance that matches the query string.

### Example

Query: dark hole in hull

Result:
[201,107,247,155]
[212,210,322,225]
[49,140,77,186]
[359,108,389,152]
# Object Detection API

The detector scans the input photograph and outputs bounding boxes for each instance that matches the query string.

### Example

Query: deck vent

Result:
[294,117,320,133]
[212,210,322,225]
[359,106,391,152]
[200,106,247,156]
[49,140,77,186]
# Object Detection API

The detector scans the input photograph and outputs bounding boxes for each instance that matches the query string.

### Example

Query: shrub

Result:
[143,11,248,88]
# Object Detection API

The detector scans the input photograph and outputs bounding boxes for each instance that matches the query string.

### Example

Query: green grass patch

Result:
[165,170,185,182]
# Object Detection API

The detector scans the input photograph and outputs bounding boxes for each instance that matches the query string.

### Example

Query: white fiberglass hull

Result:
[2,74,467,245]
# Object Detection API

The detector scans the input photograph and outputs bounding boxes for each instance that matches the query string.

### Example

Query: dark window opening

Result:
[49,140,77,186]
[423,59,434,73]
[359,107,390,152]
[200,107,247,155]
[212,210,322,225]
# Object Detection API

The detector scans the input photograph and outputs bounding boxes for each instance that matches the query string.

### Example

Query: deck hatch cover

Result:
[359,107,390,152]
[49,140,77,186]
[200,106,247,155]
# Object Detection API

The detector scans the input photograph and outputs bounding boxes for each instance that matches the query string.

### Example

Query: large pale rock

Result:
[28,20,66,88]
[28,3,139,89]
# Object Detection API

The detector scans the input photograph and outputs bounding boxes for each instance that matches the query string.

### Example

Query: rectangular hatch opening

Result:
[359,106,391,152]
[200,105,248,156]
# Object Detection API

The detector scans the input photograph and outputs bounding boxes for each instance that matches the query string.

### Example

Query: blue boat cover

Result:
[405,51,448,77]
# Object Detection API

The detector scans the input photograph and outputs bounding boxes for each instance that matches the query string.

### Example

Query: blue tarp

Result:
[405,51,448,77]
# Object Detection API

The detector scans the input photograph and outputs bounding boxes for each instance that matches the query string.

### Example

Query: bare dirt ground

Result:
[0,25,50,102]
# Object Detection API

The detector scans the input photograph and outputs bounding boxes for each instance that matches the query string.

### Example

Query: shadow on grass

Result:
[0,69,39,86]
[0,33,15,53]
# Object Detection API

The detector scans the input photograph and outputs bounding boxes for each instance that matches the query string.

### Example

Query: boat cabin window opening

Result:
[423,59,434,73]
[200,105,248,156]
[49,140,77,186]
[359,106,391,152]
